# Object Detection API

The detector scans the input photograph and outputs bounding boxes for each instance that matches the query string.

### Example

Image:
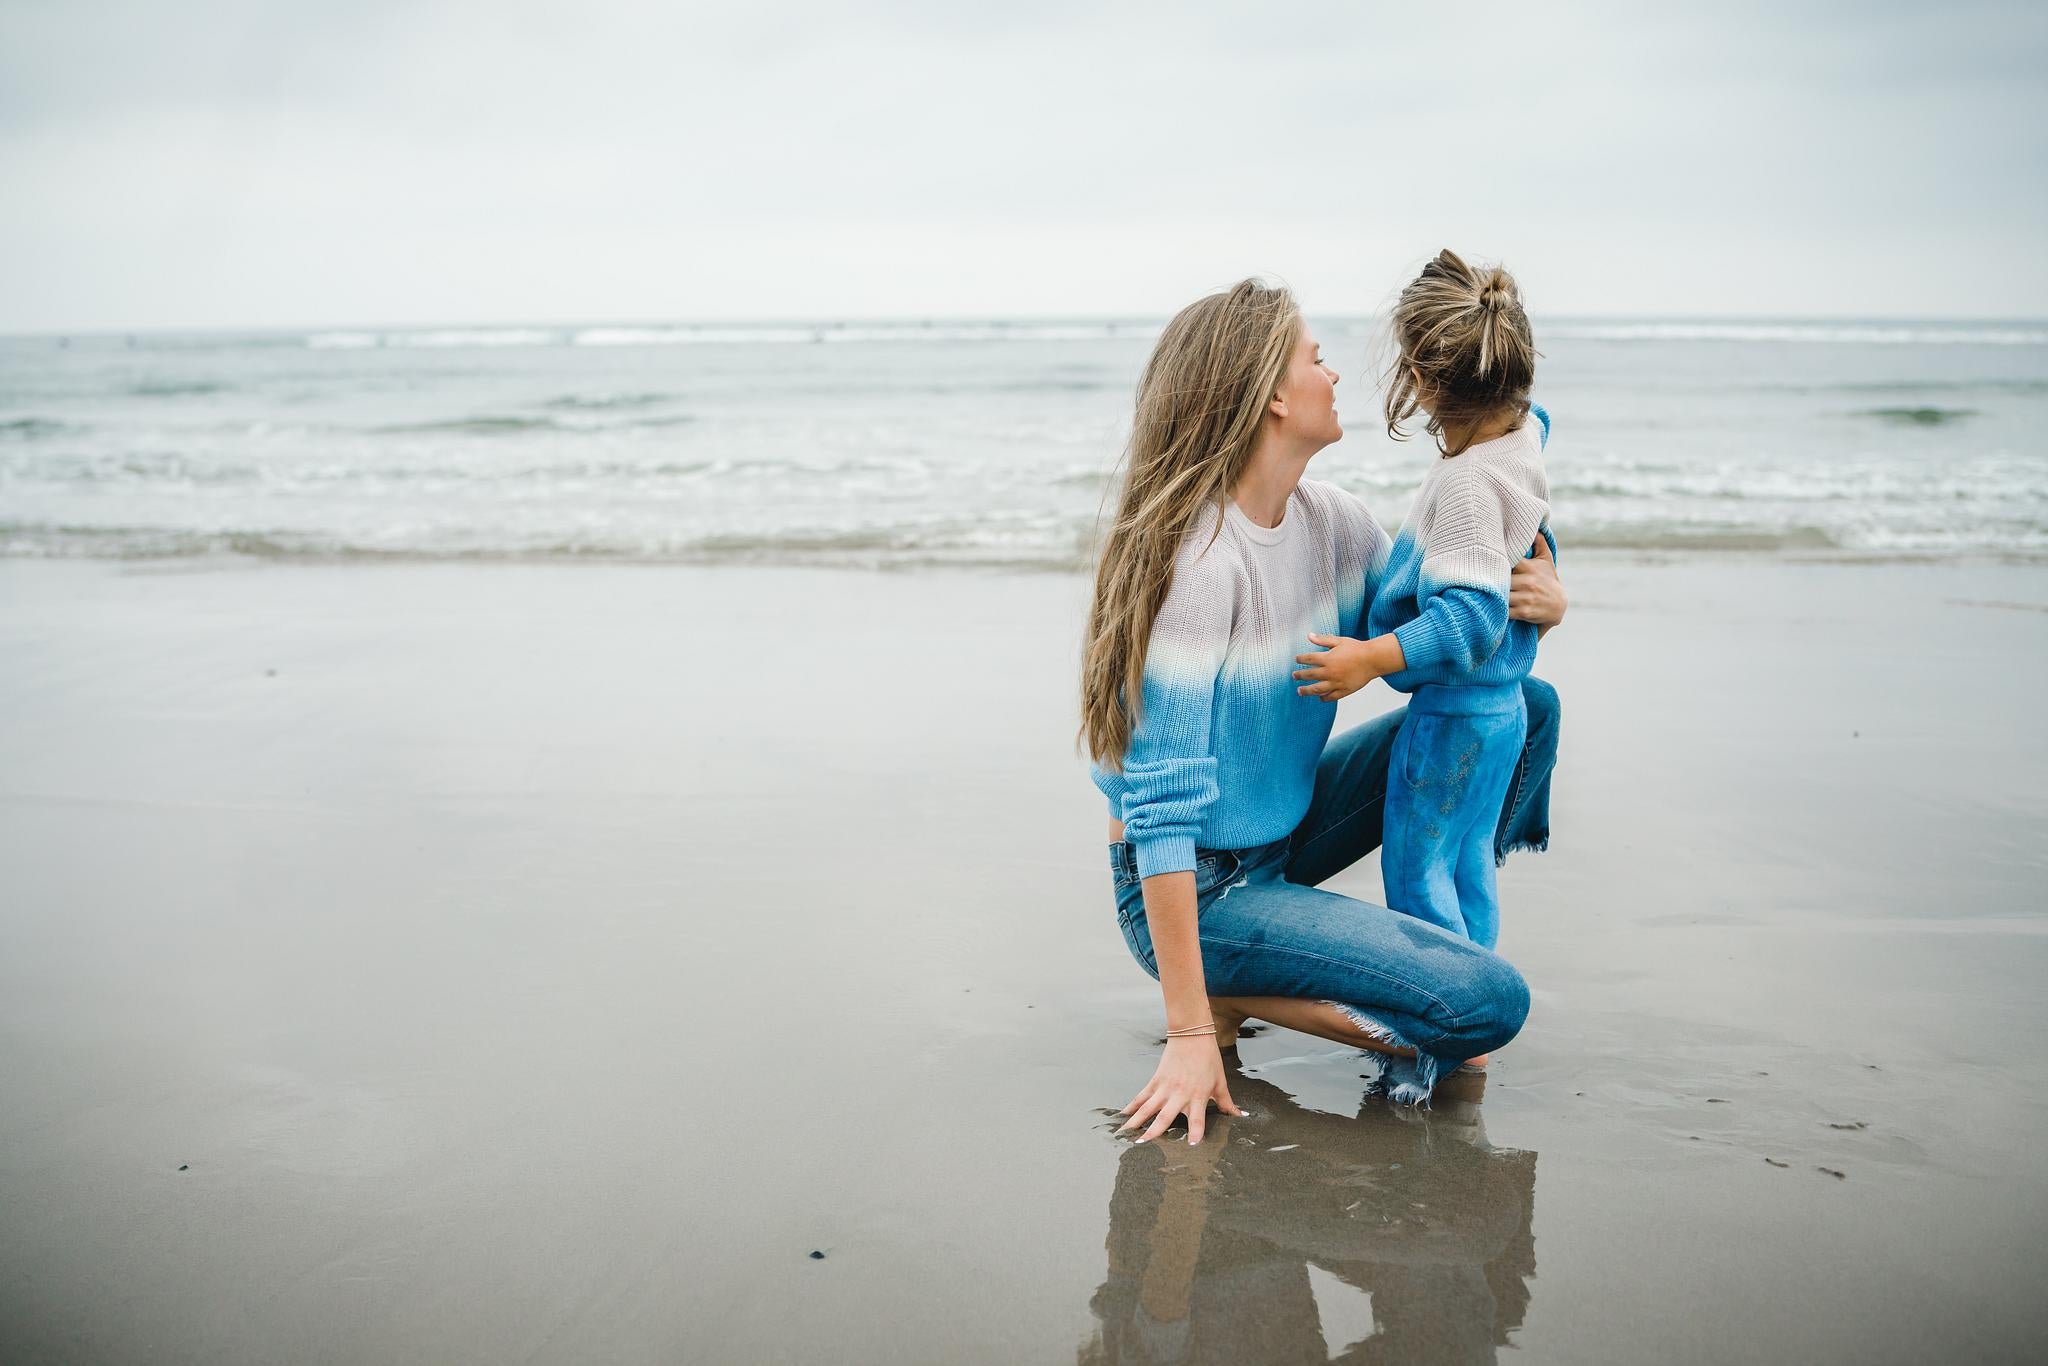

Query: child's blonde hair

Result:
[1383,249,1536,457]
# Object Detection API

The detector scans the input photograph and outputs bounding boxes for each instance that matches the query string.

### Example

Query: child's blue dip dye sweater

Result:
[1093,480,1389,879]
[1367,405,1555,691]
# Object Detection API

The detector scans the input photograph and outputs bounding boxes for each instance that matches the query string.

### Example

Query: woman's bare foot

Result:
[1461,1053,1490,1069]
[1208,1000,1249,1049]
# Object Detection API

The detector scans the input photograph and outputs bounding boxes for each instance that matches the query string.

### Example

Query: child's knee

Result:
[1522,676,1560,737]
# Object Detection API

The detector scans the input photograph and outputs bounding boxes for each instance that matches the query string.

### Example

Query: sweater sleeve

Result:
[1528,405,1558,562]
[1391,451,1550,673]
[1119,535,1238,879]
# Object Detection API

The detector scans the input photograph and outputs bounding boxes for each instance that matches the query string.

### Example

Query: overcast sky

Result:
[3,0,2044,332]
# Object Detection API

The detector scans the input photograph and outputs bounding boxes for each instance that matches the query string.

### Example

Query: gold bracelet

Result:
[1165,1023,1218,1037]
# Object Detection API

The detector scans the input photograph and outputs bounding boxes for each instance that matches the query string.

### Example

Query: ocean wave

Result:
[298,321,1164,350]
[368,411,694,437]
[373,415,563,435]
[1814,378,2048,396]
[540,392,679,411]
[1565,524,1845,552]
[306,328,560,350]
[1546,322,2048,346]
[6,515,2043,568]
[128,379,231,397]
[0,519,1090,570]
[1,451,268,484]
[0,417,79,440]
[1854,406,1977,426]
[0,452,939,487]
[570,322,1160,347]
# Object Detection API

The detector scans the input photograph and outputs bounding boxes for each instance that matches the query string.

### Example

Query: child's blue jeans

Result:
[1381,682,1529,952]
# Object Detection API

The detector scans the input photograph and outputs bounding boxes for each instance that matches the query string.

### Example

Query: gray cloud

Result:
[2,0,2044,330]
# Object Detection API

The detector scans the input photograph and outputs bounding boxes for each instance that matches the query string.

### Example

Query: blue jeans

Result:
[1382,683,1529,951]
[1109,677,1557,1104]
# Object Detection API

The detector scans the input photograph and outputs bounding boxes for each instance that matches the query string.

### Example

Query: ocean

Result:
[3,317,2045,569]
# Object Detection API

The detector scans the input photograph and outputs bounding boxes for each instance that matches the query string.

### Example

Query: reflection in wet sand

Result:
[1080,1065,1535,1365]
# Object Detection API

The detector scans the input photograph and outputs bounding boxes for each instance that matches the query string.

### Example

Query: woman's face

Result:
[1273,325,1342,449]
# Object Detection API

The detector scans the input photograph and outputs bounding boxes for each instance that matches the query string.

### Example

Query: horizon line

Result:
[7,309,2048,343]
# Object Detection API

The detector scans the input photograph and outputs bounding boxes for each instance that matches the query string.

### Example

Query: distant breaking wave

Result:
[1544,322,2048,346]
[1854,406,1977,426]
[305,321,1168,350]
[291,319,2048,351]
[5,517,2043,569]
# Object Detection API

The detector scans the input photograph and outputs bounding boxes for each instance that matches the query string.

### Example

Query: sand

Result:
[1,555,2045,1364]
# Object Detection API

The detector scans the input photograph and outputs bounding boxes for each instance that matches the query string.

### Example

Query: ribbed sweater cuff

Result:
[1393,614,1453,672]
[1133,835,1198,880]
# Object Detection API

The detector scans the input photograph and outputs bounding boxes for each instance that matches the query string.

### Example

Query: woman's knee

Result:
[1443,950,1530,1055]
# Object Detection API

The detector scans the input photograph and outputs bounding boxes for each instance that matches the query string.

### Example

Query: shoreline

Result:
[6,544,2048,577]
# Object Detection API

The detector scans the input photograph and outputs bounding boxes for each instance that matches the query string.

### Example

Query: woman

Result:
[1082,280,1565,1143]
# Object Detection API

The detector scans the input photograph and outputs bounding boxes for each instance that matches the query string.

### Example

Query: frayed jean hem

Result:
[1318,999,1444,1106]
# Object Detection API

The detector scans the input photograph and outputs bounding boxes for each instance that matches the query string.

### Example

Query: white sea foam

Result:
[296,319,2048,351]
[8,315,2046,568]
[304,331,382,349]
[300,321,1165,350]
[307,328,563,349]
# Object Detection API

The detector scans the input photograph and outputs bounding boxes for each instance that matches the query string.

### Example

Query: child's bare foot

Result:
[1462,1053,1490,1069]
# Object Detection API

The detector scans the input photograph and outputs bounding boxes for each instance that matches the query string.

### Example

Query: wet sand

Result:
[1,555,2045,1364]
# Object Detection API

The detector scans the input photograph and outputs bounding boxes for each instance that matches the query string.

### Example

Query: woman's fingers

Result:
[1121,1088,1246,1146]
[1140,1094,1189,1143]
[1116,1085,1158,1130]
[1528,534,1554,562]
[1119,1097,1163,1138]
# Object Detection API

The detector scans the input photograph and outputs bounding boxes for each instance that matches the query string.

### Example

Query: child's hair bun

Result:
[1478,268,1517,312]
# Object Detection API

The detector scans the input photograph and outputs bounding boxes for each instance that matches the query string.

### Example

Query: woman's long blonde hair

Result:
[1080,279,1301,768]
[1383,249,1536,457]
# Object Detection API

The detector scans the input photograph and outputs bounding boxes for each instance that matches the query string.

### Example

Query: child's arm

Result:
[1394,457,1550,675]
[1293,631,1404,701]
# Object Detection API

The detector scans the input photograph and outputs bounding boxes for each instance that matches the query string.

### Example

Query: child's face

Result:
[1274,326,1342,449]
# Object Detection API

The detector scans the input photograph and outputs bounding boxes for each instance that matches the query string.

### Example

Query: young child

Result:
[1291,249,1553,951]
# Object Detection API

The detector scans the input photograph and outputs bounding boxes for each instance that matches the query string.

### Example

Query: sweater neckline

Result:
[1447,417,1538,463]
[1225,490,1296,546]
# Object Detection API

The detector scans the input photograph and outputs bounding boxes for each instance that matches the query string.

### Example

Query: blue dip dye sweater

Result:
[1093,479,1390,879]
[1368,405,1555,693]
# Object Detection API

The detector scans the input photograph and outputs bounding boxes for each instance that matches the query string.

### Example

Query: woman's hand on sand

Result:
[1509,537,1566,627]
[1118,1036,1245,1145]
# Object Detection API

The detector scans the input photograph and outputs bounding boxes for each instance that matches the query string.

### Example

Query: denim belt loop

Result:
[1109,840,1136,884]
